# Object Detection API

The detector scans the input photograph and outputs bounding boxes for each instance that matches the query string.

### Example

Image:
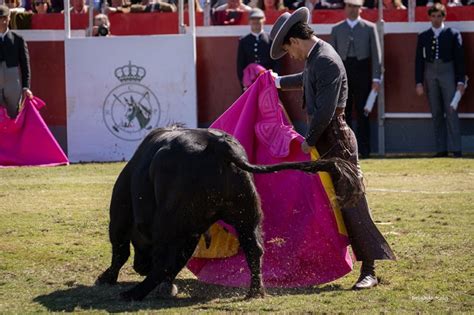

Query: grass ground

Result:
[0,158,473,313]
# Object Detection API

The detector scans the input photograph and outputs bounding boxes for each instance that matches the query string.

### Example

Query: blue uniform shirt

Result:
[415,27,466,85]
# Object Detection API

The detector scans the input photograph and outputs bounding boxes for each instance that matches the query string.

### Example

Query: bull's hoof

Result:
[120,289,145,302]
[95,270,118,285]
[157,282,178,299]
[245,288,266,299]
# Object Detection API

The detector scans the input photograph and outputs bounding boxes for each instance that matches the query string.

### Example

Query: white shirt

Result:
[346,17,361,29]
[431,23,445,38]
[251,30,264,40]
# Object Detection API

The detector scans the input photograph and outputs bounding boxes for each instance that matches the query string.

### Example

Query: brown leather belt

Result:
[307,107,345,123]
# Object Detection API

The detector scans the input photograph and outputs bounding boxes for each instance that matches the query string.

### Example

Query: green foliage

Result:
[0,159,473,313]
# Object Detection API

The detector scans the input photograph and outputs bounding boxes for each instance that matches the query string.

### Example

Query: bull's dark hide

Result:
[96,125,362,301]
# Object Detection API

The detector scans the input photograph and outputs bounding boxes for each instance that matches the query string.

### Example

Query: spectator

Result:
[90,13,111,36]
[383,0,406,9]
[4,0,26,12]
[31,0,52,13]
[0,5,33,119]
[215,0,252,12]
[426,0,462,6]
[256,0,286,11]
[236,8,280,90]
[329,0,382,158]
[130,0,176,12]
[61,0,89,13]
[181,0,204,12]
[363,0,406,9]
[415,3,466,157]
[104,0,131,13]
[413,0,462,6]
[49,0,63,12]
[291,0,343,10]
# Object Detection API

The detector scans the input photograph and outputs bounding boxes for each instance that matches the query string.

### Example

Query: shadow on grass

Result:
[33,279,347,312]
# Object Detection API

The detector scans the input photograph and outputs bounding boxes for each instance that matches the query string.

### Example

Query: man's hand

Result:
[415,84,424,96]
[457,83,466,95]
[23,88,33,100]
[301,140,312,154]
[372,81,381,92]
[269,70,279,80]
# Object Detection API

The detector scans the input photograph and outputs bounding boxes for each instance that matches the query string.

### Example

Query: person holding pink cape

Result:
[269,8,396,290]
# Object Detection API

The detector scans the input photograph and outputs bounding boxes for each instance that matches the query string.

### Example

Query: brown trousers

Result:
[314,109,396,261]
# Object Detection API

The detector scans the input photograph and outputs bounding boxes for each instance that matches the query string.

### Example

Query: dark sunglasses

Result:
[34,1,46,5]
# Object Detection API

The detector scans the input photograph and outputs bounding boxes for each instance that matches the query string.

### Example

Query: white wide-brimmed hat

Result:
[269,7,310,60]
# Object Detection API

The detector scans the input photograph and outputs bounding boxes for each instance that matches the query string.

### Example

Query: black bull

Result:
[96,126,363,301]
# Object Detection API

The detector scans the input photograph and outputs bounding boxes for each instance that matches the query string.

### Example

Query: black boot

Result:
[353,260,378,290]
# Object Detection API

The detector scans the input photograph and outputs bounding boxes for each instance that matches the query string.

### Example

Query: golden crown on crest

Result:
[114,61,146,83]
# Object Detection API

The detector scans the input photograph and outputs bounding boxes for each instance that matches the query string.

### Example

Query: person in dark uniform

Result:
[236,8,280,91]
[0,4,33,120]
[329,0,382,159]
[270,7,396,290]
[415,3,466,158]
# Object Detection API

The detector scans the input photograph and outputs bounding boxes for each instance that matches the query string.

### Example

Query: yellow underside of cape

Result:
[310,148,348,236]
[192,147,348,259]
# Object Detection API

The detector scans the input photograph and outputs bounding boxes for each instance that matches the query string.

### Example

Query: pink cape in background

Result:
[0,97,69,167]
[187,72,352,288]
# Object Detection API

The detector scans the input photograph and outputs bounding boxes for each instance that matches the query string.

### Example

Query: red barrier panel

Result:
[109,13,179,35]
[311,7,473,24]
[31,12,203,34]
[30,7,473,31]
[28,41,66,126]
[311,10,346,23]
[31,13,89,29]
[184,12,204,26]
[415,6,474,21]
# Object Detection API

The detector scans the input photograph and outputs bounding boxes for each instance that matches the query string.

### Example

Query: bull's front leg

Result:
[120,244,166,301]
[96,188,133,284]
[96,242,130,285]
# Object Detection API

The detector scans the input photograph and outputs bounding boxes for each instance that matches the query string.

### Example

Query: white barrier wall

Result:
[65,35,197,162]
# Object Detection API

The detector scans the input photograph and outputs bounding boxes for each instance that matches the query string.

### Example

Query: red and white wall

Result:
[18,8,474,158]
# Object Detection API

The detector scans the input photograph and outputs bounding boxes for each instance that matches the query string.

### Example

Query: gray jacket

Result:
[280,39,348,146]
[330,19,382,80]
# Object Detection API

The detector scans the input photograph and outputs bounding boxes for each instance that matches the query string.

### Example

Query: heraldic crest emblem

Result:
[103,61,161,141]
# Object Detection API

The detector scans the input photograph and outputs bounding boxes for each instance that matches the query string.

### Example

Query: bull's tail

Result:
[212,132,364,208]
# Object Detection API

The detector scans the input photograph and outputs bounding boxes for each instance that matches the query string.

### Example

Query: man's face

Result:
[227,0,240,9]
[344,3,361,20]
[72,0,84,10]
[0,16,10,31]
[4,0,18,8]
[430,11,445,28]
[282,38,306,61]
[249,17,264,33]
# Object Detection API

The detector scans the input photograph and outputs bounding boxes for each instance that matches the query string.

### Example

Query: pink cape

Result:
[187,72,352,288]
[242,63,266,89]
[0,97,69,167]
